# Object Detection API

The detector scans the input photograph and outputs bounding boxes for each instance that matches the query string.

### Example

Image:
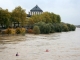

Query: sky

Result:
[0,0,80,25]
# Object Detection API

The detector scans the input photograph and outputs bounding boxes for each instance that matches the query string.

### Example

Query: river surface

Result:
[0,28,80,60]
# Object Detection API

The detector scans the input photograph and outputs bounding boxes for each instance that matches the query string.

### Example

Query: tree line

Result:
[0,6,76,34]
[0,6,27,28]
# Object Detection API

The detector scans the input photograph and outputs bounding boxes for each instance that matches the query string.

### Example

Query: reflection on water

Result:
[0,28,80,60]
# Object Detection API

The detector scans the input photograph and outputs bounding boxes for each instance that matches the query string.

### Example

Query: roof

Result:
[30,5,43,12]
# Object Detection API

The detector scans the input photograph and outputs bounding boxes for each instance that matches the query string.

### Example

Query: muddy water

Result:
[0,28,80,60]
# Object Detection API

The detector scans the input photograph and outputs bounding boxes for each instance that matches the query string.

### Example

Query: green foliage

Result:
[0,8,11,28]
[61,23,69,32]
[48,23,55,33]
[52,23,62,32]
[33,26,40,34]
[70,25,76,31]
[43,24,51,34]
[11,6,27,27]
[29,12,61,25]
[66,24,71,31]
[34,21,76,34]
[56,15,61,23]
[0,6,27,28]
[34,22,51,34]
[0,6,76,35]
[34,22,45,34]
[41,12,52,23]
[67,24,76,31]
[27,18,34,26]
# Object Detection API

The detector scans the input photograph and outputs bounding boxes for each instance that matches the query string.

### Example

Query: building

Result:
[28,5,43,16]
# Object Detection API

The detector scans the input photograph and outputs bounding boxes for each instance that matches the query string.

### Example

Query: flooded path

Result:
[0,28,80,60]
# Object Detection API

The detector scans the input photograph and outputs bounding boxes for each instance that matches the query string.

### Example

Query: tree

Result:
[11,6,27,27]
[41,12,52,23]
[56,15,61,23]
[50,13,57,23]
[0,8,11,28]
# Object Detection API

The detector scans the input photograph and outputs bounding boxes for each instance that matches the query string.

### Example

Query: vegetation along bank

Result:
[0,6,76,35]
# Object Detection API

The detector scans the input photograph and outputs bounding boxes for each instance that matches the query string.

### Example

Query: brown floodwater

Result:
[0,28,80,60]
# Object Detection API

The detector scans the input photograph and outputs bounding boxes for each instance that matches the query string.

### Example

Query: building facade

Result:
[29,5,43,15]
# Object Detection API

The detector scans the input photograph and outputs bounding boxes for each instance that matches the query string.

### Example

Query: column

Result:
[37,12,38,15]
[30,12,32,15]
[32,12,33,15]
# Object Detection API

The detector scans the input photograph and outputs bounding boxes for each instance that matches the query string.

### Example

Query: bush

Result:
[10,28,16,35]
[67,24,71,31]
[1,27,26,35]
[21,28,26,35]
[33,22,76,34]
[53,23,62,32]
[34,22,46,34]
[6,28,11,35]
[34,22,51,34]
[43,24,51,34]
[27,29,33,33]
[16,27,21,34]
[69,24,76,31]
[33,26,40,34]
[67,24,76,31]
[48,23,55,33]
[62,24,69,32]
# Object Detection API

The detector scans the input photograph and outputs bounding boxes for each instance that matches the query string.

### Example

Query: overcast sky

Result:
[0,0,80,25]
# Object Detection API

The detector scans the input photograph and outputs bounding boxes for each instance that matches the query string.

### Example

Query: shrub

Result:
[66,24,71,31]
[16,27,21,34]
[43,24,51,34]
[6,28,17,35]
[67,24,76,31]
[10,28,16,35]
[27,29,33,33]
[71,25,76,31]
[34,22,46,34]
[62,24,69,32]
[53,23,62,32]
[48,23,55,33]
[21,28,26,35]
[6,28,11,35]
[33,26,40,34]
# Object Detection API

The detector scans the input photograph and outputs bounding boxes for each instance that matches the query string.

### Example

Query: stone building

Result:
[28,5,43,16]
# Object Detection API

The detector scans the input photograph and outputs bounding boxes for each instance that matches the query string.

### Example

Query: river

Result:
[0,28,80,60]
